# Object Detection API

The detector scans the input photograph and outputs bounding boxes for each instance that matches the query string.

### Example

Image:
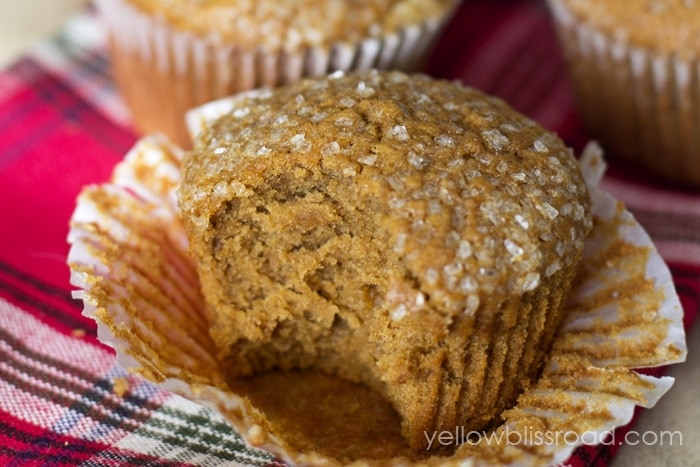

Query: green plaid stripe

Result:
[111,396,277,466]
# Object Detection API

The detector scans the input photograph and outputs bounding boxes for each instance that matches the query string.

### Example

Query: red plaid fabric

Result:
[0,1,697,465]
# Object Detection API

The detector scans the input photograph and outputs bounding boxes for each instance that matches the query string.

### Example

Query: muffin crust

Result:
[561,0,700,55]
[125,0,457,51]
[178,70,592,451]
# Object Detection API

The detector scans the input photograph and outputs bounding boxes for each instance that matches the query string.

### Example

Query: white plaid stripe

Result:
[0,296,114,375]
[0,297,137,443]
[111,396,276,466]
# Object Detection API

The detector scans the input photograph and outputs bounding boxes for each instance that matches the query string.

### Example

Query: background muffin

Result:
[94,0,460,148]
[547,0,700,186]
[178,70,593,451]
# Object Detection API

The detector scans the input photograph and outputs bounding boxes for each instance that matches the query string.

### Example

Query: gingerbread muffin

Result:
[547,0,700,185]
[177,70,593,451]
[94,0,459,148]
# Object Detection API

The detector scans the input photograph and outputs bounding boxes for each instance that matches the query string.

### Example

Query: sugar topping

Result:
[179,69,592,321]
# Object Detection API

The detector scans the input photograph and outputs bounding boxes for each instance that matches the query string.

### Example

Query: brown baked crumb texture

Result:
[228,370,416,462]
[178,70,593,454]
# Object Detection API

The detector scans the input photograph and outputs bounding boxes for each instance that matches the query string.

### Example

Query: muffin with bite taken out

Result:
[177,69,593,451]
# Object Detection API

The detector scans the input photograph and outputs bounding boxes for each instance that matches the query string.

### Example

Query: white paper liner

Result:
[68,137,686,466]
[546,0,700,186]
[93,0,458,146]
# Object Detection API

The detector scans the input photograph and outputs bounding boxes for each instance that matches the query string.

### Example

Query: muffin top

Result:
[559,0,700,54]
[126,0,458,50]
[179,70,591,315]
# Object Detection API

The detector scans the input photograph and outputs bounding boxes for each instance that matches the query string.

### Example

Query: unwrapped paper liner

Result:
[67,136,686,466]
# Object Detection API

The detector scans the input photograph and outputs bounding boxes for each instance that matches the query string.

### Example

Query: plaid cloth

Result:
[0,0,697,465]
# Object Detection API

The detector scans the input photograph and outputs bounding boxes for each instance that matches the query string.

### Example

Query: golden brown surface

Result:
[559,0,700,54]
[178,70,593,452]
[125,0,456,50]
